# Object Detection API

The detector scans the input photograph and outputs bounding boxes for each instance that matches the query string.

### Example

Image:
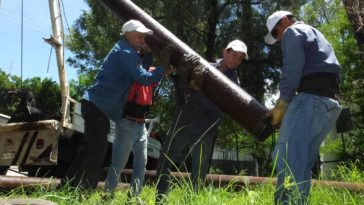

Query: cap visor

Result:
[244,53,249,60]
[136,28,153,35]
[264,33,277,45]
[229,46,249,60]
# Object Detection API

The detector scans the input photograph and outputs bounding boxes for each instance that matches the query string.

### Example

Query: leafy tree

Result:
[0,69,61,119]
[342,0,364,61]
[0,69,19,114]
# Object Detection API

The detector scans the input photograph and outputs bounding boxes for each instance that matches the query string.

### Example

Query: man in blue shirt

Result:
[63,20,171,189]
[156,40,248,203]
[264,11,342,204]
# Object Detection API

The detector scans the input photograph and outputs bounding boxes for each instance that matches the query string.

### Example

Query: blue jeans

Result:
[105,118,148,195]
[273,93,341,205]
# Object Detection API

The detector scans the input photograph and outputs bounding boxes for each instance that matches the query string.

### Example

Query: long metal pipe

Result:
[1,171,363,192]
[96,0,274,141]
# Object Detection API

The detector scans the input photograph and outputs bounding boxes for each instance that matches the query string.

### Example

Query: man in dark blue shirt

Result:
[264,11,342,204]
[156,40,248,203]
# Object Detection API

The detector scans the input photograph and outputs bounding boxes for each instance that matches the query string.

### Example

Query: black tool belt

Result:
[123,101,149,119]
[297,72,340,100]
[123,115,145,123]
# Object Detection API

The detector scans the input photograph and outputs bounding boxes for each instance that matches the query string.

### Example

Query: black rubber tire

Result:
[0,166,10,175]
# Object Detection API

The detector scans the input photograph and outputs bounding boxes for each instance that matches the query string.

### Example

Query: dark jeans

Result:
[156,103,220,202]
[62,99,110,189]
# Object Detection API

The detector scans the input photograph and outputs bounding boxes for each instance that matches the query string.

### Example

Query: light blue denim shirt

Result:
[279,21,341,103]
[83,36,165,122]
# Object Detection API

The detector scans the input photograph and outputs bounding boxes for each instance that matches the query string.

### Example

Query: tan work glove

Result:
[265,98,288,128]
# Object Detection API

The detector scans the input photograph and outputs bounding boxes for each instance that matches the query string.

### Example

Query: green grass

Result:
[1,163,363,204]
[0,180,363,204]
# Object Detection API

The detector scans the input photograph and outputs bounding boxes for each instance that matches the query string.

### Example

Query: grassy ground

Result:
[0,180,363,204]
[1,163,363,204]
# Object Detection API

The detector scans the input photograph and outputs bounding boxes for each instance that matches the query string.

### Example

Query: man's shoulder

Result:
[289,22,314,34]
[116,38,137,53]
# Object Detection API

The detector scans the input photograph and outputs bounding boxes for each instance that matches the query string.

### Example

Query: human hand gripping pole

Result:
[265,98,288,128]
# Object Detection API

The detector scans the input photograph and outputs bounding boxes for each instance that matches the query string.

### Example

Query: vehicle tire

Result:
[20,161,70,178]
[0,166,9,175]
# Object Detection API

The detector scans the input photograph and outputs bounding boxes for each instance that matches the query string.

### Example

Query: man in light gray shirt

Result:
[265,11,342,205]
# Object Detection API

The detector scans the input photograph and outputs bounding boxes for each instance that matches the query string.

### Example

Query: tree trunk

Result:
[342,0,364,61]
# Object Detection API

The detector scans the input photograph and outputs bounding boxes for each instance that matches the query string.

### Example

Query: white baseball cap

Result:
[264,11,293,45]
[226,40,249,60]
[121,19,153,35]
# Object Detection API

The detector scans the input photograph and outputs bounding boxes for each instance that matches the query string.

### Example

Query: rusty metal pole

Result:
[96,0,274,140]
[1,172,364,192]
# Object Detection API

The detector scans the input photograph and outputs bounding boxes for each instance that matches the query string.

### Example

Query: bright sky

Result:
[0,0,89,83]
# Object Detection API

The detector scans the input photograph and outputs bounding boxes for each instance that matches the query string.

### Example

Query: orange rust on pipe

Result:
[96,0,274,141]
[0,172,363,192]
[0,176,60,190]
[0,176,128,190]
[122,169,364,192]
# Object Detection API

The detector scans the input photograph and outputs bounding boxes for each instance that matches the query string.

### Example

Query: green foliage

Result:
[217,118,277,176]
[331,161,364,183]
[0,69,20,114]
[344,129,364,163]
[148,76,176,136]
[65,0,121,77]
[68,73,95,101]
[0,68,61,118]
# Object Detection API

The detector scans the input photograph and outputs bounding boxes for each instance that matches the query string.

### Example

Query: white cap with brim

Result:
[121,19,153,35]
[264,11,292,45]
[226,39,249,60]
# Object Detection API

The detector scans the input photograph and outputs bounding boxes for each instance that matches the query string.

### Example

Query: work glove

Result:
[156,44,174,69]
[176,53,200,80]
[265,98,288,128]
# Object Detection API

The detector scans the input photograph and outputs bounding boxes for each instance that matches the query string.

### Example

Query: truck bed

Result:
[0,120,60,166]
